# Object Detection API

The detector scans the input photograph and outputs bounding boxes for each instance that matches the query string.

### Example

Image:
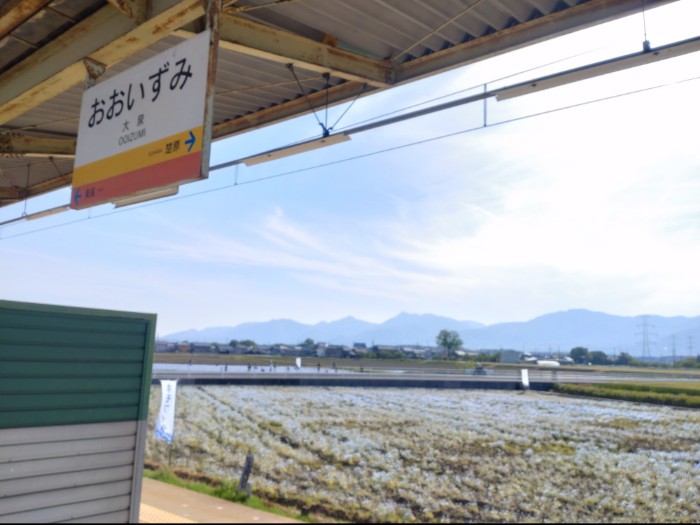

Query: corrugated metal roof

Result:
[0,0,679,209]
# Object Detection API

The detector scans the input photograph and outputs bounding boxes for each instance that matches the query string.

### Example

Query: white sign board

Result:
[71,31,211,209]
[155,379,178,444]
[521,369,530,389]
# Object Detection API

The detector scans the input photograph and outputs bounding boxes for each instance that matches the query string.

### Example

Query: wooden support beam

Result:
[0,187,22,200]
[105,0,147,23]
[178,13,392,88]
[213,81,375,139]
[0,0,52,40]
[0,134,76,157]
[0,173,72,201]
[0,0,205,126]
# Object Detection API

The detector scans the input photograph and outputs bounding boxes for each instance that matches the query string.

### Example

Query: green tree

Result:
[569,346,589,364]
[614,352,635,366]
[677,356,700,369]
[302,338,315,346]
[229,339,238,348]
[589,350,609,365]
[239,339,256,349]
[373,348,405,359]
[436,329,463,358]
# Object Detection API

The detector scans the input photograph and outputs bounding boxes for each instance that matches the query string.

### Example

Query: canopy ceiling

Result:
[0,0,677,209]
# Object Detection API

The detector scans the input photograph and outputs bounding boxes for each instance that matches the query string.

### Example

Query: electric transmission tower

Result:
[671,335,677,367]
[636,315,655,362]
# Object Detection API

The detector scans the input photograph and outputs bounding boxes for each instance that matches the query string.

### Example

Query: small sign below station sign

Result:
[71,30,212,210]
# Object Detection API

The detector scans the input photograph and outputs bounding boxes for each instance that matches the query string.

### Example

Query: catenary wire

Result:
[1,72,698,242]
[282,42,621,148]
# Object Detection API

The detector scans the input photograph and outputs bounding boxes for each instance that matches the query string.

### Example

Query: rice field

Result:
[145,386,700,523]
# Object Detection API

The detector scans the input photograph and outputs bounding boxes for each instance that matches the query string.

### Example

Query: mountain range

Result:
[162,309,700,358]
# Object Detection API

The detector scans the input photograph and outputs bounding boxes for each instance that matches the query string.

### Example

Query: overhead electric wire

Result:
[292,42,619,144]
[217,73,700,185]
[2,72,699,242]
[212,43,627,169]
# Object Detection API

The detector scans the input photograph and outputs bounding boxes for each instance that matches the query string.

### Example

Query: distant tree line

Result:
[179,332,700,369]
[229,339,257,349]
[568,346,700,368]
[569,346,630,365]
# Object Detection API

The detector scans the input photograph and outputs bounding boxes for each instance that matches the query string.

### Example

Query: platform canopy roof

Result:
[0,0,677,209]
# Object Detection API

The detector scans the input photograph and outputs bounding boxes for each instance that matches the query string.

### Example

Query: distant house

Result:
[155,341,177,353]
[351,346,370,358]
[434,345,449,359]
[298,344,317,357]
[190,342,215,353]
[174,342,214,353]
[325,345,347,358]
[216,344,234,354]
[500,350,520,364]
[227,343,246,355]
[268,344,292,355]
[278,345,303,357]
[520,353,538,364]
[371,345,404,358]
[242,344,264,354]
[401,347,428,359]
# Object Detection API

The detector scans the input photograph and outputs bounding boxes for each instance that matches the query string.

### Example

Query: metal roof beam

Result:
[395,0,677,84]
[0,0,205,127]
[185,13,392,88]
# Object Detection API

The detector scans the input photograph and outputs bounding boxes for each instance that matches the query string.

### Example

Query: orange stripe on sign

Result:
[71,151,202,210]
[73,126,203,187]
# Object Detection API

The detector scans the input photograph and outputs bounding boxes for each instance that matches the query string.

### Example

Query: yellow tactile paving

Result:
[140,503,196,523]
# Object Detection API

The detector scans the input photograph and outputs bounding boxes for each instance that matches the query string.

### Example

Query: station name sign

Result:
[71,31,211,210]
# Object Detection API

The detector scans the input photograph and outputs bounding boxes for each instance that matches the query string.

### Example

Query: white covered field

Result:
[145,386,700,523]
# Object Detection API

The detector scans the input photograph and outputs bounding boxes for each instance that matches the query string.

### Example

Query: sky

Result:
[2,0,700,337]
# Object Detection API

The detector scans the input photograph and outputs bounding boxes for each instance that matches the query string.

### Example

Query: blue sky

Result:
[2,0,699,337]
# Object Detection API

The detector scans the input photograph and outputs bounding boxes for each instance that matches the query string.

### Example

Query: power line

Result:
[254,42,623,153]
[1,72,699,241]
[327,44,616,138]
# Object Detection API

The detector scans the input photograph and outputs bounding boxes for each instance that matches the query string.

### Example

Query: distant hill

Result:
[459,309,700,355]
[163,312,483,346]
[162,309,700,357]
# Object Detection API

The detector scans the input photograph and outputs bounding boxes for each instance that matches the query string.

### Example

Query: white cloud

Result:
[4,1,700,332]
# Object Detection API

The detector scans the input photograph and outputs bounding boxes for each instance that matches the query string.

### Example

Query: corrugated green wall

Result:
[0,300,156,429]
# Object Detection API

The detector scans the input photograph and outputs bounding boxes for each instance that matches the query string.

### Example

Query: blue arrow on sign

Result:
[74,188,82,206]
[185,130,195,152]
